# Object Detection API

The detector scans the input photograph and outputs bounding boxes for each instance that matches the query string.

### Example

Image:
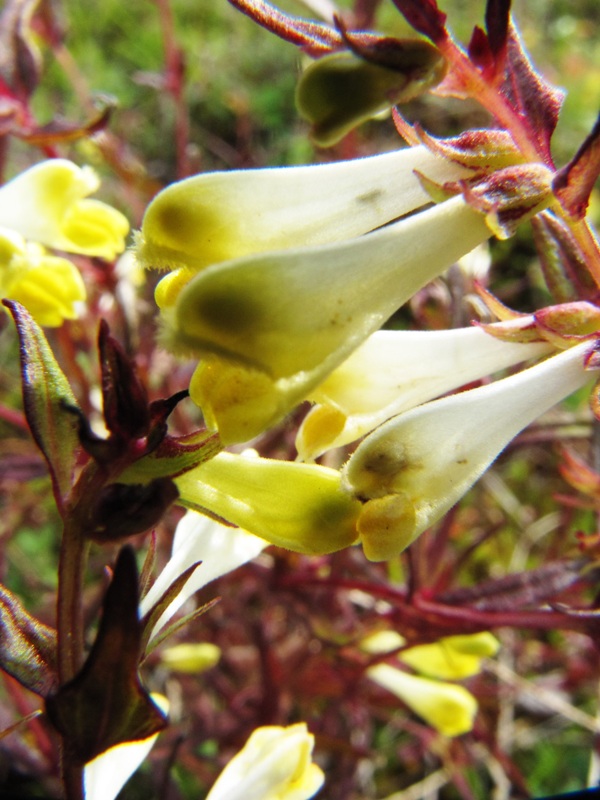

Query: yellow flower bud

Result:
[367,664,477,737]
[160,642,221,674]
[206,723,324,800]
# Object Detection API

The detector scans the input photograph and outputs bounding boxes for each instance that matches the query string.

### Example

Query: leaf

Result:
[3,300,80,512]
[0,584,57,697]
[98,319,150,442]
[119,429,222,482]
[531,212,595,302]
[0,0,41,100]
[45,547,167,765]
[484,0,510,62]
[227,0,342,56]
[501,22,564,166]
[389,0,448,45]
[416,127,522,170]
[553,114,600,220]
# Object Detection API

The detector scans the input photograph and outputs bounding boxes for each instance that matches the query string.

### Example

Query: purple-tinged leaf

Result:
[553,115,600,220]
[144,598,219,656]
[45,547,167,765]
[417,126,521,170]
[120,429,222,482]
[99,320,150,442]
[227,0,342,55]
[467,26,494,76]
[139,530,157,600]
[3,301,80,512]
[0,584,57,697]
[389,0,447,45]
[139,561,203,654]
[531,212,596,301]
[534,301,600,345]
[502,23,564,166]
[485,0,510,61]
[461,162,553,238]
[438,559,588,611]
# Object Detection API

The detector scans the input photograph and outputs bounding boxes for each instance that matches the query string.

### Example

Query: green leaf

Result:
[45,547,167,764]
[3,300,80,512]
[119,429,222,483]
[0,583,57,697]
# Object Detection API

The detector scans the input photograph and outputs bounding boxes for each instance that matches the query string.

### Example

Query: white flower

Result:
[205,723,324,800]
[297,323,552,460]
[343,340,598,560]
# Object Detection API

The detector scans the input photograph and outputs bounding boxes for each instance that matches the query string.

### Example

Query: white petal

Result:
[84,695,169,800]
[298,324,552,459]
[139,511,268,639]
[343,341,597,560]
[137,146,471,272]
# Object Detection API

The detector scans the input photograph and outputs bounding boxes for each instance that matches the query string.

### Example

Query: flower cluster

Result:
[0,160,128,326]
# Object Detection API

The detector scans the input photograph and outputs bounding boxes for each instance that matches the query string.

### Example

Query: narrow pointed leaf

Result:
[389,0,447,45]
[553,114,600,220]
[3,300,80,511]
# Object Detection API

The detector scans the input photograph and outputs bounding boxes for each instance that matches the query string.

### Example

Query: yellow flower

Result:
[206,723,324,800]
[0,160,129,325]
[160,642,221,674]
[367,663,478,737]
[343,341,598,560]
[0,230,85,326]
[175,452,361,555]
[137,148,482,443]
[0,160,129,259]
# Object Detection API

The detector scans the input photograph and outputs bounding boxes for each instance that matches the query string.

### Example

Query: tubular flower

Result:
[366,664,478,737]
[175,451,361,555]
[362,630,500,680]
[137,149,488,443]
[0,160,129,325]
[363,631,495,736]
[296,325,553,461]
[205,723,324,800]
[343,340,600,561]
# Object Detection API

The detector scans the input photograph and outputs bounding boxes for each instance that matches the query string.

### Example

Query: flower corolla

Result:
[363,630,497,736]
[205,723,324,800]
[343,340,599,560]
[297,324,553,461]
[0,160,129,325]
[137,147,490,443]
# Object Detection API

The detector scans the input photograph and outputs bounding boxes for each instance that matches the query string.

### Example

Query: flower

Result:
[363,631,496,736]
[0,160,129,325]
[205,723,324,800]
[343,340,599,560]
[0,231,85,326]
[362,630,500,679]
[296,324,553,461]
[174,451,361,556]
[0,160,129,259]
[137,148,487,443]
[84,694,169,800]
[366,664,478,737]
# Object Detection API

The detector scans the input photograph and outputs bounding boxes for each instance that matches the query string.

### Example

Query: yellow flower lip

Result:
[0,160,129,260]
